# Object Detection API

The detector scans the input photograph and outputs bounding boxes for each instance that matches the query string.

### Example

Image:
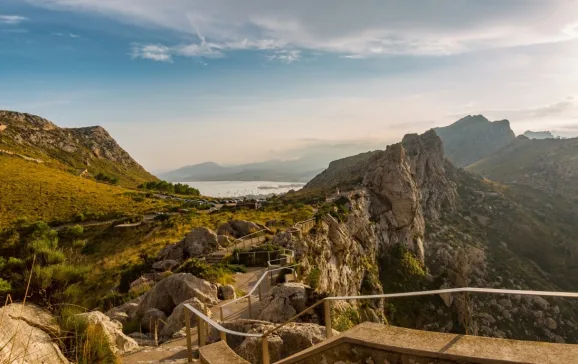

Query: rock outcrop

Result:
[257,283,309,323]
[136,273,218,317]
[209,320,337,364]
[141,308,167,334]
[0,303,68,364]
[74,311,138,354]
[217,220,261,238]
[160,297,210,338]
[157,227,220,262]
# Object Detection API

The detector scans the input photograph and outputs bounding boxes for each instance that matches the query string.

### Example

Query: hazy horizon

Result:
[2,0,578,171]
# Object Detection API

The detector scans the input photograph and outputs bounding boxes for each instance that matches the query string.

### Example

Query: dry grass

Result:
[0,155,171,228]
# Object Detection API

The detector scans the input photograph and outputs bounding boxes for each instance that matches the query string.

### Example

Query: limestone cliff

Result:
[294,130,578,343]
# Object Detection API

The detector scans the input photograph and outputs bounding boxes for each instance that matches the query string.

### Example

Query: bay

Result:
[181,181,305,197]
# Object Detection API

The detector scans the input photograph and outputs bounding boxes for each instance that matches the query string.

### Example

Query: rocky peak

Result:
[434,114,516,167]
[0,110,57,131]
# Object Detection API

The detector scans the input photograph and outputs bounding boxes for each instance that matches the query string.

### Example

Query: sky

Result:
[1,0,578,173]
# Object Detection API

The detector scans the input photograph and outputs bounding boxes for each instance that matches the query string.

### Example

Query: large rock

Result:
[152,259,180,272]
[157,227,221,262]
[257,283,309,323]
[136,273,218,317]
[74,311,138,354]
[105,297,141,324]
[141,308,167,334]
[234,321,337,364]
[0,303,68,364]
[160,298,210,338]
[217,220,261,238]
[219,285,236,300]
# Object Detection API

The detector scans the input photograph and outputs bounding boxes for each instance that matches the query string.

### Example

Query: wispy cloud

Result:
[265,49,301,64]
[52,32,80,38]
[0,15,28,25]
[131,44,173,62]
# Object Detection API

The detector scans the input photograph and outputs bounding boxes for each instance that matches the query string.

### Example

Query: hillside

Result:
[293,130,578,343]
[0,110,157,187]
[467,136,578,200]
[0,154,169,228]
[434,115,516,167]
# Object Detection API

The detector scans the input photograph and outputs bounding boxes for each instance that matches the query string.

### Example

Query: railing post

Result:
[220,306,224,322]
[324,300,333,339]
[198,314,206,347]
[248,294,253,319]
[262,335,270,364]
[258,283,262,300]
[184,309,193,363]
[204,306,211,338]
[220,331,227,344]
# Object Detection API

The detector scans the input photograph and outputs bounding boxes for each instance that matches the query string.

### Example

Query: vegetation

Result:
[307,267,321,289]
[332,306,361,332]
[0,155,175,227]
[138,180,200,196]
[0,221,91,307]
[175,258,246,285]
[95,172,119,185]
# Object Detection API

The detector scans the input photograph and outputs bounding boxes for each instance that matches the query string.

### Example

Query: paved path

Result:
[121,268,264,363]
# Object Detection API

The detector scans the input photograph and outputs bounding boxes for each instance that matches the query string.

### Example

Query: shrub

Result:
[307,267,321,290]
[332,306,360,332]
[0,278,12,294]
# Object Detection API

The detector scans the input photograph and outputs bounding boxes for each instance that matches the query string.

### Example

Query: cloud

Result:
[265,49,301,64]
[131,44,173,62]
[0,15,28,25]
[23,0,578,59]
[52,32,80,38]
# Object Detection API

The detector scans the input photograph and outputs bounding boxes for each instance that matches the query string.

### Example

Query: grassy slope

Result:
[0,155,167,228]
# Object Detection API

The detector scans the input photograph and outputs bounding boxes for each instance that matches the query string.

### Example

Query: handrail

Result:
[219,263,301,309]
[183,303,262,338]
[236,229,267,241]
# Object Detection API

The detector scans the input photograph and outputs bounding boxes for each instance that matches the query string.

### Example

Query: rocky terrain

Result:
[467,135,578,200]
[292,129,578,343]
[0,110,157,187]
[434,114,516,167]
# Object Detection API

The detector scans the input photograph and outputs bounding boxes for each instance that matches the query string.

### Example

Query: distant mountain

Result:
[160,157,328,182]
[434,115,516,167]
[0,110,157,187]
[467,135,578,200]
[523,130,555,139]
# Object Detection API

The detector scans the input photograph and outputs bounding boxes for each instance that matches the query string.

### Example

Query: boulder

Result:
[129,276,155,295]
[217,220,261,238]
[160,298,210,338]
[152,259,180,272]
[74,311,138,354]
[128,332,157,346]
[141,308,167,334]
[106,299,140,324]
[235,321,337,364]
[0,303,68,364]
[136,273,218,317]
[533,296,550,310]
[157,227,221,262]
[257,283,309,323]
[156,243,184,262]
[219,285,236,300]
[217,235,231,247]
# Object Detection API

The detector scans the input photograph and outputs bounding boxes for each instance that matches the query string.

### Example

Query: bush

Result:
[95,172,119,185]
[307,267,321,289]
[175,258,238,285]
[0,278,12,294]
[138,180,200,196]
[332,306,360,332]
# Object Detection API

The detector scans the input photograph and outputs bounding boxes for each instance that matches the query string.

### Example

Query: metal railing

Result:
[182,286,578,364]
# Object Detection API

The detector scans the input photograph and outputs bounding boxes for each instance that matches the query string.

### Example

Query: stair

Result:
[205,253,226,264]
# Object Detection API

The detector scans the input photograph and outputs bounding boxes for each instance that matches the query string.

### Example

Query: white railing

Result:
[183,286,578,364]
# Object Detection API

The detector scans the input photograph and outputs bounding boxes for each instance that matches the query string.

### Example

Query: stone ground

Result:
[122,268,266,364]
